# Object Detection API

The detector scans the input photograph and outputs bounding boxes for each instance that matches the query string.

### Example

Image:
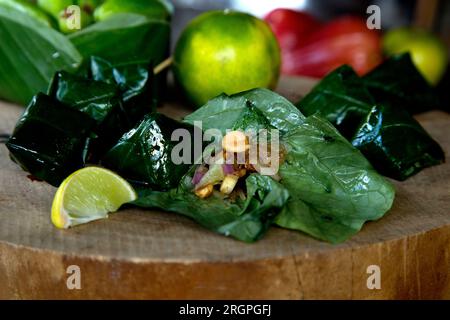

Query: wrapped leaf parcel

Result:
[127,89,395,243]
[6,93,95,186]
[48,71,123,124]
[103,113,198,190]
[89,56,156,124]
[362,54,440,114]
[298,58,445,181]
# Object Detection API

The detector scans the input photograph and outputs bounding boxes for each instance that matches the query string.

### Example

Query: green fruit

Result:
[173,10,281,107]
[382,27,413,53]
[37,0,72,19]
[383,28,448,85]
[58,6,92,34]
[93,0,171,22]
[0,0,54,27]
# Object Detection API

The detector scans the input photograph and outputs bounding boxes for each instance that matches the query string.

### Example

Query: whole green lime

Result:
[37,0,72,19]
[173,10,281,107]
[94,0,171,22]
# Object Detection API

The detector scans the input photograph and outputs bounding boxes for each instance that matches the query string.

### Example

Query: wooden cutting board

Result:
[0,76,449,300]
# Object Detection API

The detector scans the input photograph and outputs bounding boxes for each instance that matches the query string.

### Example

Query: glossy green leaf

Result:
[298,65,374,139]
[89,56,155,124]
[232,101,275,132]
[6,93,95,186]
[68,13,169,66]
[47,71,129,159]
[48,71,121,123]
[133,173,290,242]
[352,103,445,181]
[275,115,395,243]
[103,113,198,190]
[0,5,82,105]
[0,0,54,27]
[184,88,305,135]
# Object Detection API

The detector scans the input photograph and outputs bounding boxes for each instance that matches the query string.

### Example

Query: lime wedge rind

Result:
[51,167,137,229]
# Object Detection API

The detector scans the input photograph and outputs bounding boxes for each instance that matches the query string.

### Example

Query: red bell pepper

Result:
[265,11,382,78]
[264,8,320,51]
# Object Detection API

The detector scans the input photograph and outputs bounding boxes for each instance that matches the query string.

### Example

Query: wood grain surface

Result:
[0,76,449,299]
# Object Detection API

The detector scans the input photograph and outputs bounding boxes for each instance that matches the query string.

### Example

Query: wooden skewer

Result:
[153,56,173,75]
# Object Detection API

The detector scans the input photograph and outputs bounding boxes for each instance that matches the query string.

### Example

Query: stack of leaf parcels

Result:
[6,57,155,186]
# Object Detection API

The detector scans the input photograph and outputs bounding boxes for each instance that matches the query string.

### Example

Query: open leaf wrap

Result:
[132,89,394,242]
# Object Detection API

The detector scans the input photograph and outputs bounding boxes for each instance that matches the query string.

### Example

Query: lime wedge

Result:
[51,167,137,229]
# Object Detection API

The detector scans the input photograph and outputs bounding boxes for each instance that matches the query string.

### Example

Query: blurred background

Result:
[171,0,450,49]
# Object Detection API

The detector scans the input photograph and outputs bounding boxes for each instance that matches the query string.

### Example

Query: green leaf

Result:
[352,104,445,181]
[0,0,55,27]
[69,13,170,65]
[184,88,305,135]
[232,101,275,132]
[132,173,290,242]
[298,65,445,181]
[48,71,121,123]
[298,65,374,139]
[103,113,199,190]
[275,115,395,243]
[0,5,82,105]
[363,53,440,114]
[89,56,156,124]
[47,71,129,159]
[6,93,95,186]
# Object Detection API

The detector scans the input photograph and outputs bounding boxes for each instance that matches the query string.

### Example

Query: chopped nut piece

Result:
[236,168,247,178]
[195,184,214,199]
[245,163,257,172]
[222,131,249,153]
